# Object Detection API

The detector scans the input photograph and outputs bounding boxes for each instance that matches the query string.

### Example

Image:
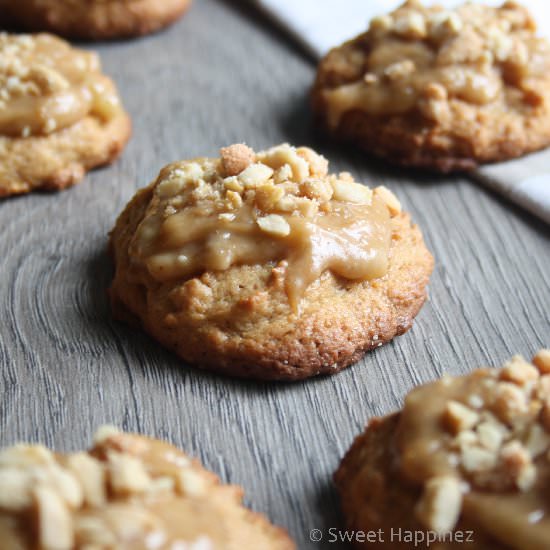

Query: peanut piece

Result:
[533,350,550,374]
[416,476,462,534]
[444,401,480,434]
[374,186,402,215]
[238,163,274,188]
[177,469,207,497]
[500,355,540,386]
[35,486,74,550]
[257,214,291,237]
[332,180,372,205]
[0,468,32,511]
[66,453,106,507]
[107,452,151,495]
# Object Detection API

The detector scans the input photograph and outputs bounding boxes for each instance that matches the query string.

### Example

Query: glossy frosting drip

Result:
[395,350,550,547]
[129,144,399,309]
[0,33,122,137]
[323,1,550,128]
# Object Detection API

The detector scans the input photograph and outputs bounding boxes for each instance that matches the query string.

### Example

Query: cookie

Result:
[0,426,294,549]
[312,1,550,172]
[0,0,191,40]
[0,33,131,197]
[335,350,550,548]
[109,143,433,381]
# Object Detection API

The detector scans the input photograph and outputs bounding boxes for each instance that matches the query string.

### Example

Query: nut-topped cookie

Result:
[0,0,191,40]
[335,350,550,548]
[0,33,131,197]
[312,1,550,172]
[109,143,433,380]
[0,426,294,549]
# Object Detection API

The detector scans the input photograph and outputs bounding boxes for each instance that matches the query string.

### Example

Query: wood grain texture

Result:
[0,0,549,547]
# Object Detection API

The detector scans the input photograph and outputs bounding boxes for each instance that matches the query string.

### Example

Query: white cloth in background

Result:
[255,0,550,224]
[474,150,550,223]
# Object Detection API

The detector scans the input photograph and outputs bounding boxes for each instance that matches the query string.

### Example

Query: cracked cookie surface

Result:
[312,1,550,172]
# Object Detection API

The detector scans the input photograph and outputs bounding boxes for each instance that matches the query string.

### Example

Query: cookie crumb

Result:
[220,143,255,177]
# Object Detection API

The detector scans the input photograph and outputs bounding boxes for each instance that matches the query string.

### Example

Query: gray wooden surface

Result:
[0,1,549,547]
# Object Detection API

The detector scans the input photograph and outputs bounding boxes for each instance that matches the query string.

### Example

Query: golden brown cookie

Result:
[0,33,131,197]
[312,1,550,172]
[0,0,191,40]
[0,426,295,549]
[335,350,550,549]
[109,143,433,381]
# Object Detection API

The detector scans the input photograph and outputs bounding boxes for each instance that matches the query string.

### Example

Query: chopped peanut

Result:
[416,476,462,534]
[238,163,273,188]
[533,350,550,374]
[500,355,540,386]
[332,180,372,204]
[257,214,291,237]
[35,486,74,550]
[107,452,151,495]
[444,401,480,434]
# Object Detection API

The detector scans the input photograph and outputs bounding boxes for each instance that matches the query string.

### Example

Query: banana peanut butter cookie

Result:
[0,426,294,549]
[0,33,131,197]
[312,1,550,172]
[109,143,433,381]
[0,0,191,40]
[335,350,550,549]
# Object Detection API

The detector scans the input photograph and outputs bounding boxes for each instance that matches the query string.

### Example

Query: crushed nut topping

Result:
[397,350,550,535]
[130,144,400,310]
[321,1,550,128]
[0,33,122,137]
[0,427,221,549]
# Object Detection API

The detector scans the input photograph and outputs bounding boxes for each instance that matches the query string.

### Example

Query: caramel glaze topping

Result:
[0,427,235,549]
[129,144,401,311]
[322,1,550,128]
[393,350,550,548]
[0,33,123,138]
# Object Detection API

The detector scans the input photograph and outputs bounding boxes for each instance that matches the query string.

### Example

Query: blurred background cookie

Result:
[0,426,294,549]
[335,349,550,548]
[0,33,130,197]
[0,0,191,40]
[312,1,550,172]
[109,143,433,381]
